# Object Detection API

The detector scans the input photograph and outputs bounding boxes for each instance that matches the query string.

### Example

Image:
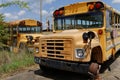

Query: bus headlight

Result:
[35,47,39,53]
[75,49,85,58]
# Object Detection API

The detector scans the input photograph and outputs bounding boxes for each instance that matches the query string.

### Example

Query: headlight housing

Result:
[35,47,39,53]
[75,49,85,58]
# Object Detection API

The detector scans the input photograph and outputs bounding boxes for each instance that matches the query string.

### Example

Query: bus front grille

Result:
[41,39,73,60]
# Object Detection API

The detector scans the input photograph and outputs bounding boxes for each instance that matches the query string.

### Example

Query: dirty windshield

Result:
[18,26,41,33]
[54,11,103,30]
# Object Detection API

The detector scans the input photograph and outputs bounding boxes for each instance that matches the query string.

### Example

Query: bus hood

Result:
[42,29,100,47]
[19,33,43,42]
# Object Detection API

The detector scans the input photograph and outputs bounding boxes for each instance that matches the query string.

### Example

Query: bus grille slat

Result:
[41,39,72,59]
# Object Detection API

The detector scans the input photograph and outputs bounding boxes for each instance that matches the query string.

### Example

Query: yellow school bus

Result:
[34,1,120,78]
[7,19,42,53]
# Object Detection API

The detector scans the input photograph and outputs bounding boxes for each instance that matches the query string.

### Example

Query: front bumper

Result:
[34,57,90,74]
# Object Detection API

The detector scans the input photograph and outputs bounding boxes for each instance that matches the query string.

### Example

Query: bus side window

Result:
[58,19,61,30]
[110,13,117,28]
[13,27,17,34]
[109,11,112,26]
[112,14,118,28]
[119,16,120,28]
[114,14,118,28]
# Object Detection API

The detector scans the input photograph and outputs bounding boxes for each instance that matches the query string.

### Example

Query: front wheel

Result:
[39,65,52,73]
[89,63,101,80]
[39,65,49,73]
[39,65,56,73]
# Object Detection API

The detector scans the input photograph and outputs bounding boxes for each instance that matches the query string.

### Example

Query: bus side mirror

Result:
[88,31,95,39]
[82,32,89,43]
[26,35,33,42]
[82,31,95,43]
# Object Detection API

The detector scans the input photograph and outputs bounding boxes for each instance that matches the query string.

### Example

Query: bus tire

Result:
[89,63,99,75]
[89,63,102,80]
[39,64,55,73]
[39,65,48,73]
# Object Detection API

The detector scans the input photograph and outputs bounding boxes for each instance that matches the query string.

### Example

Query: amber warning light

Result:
[89,4,94,11]
[98,29,103,35]
[53,8,64,17]
[88,2,104,11]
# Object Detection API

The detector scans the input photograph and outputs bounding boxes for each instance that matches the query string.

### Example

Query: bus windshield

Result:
[54,11,103,30]
[18,26,41,33]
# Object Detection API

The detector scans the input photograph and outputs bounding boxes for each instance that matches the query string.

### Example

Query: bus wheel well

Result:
[19,42,26,49]
[91,46,103,64]
[19,42,28,52]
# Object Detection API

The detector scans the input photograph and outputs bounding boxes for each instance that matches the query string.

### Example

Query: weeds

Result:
[0,50,35,75]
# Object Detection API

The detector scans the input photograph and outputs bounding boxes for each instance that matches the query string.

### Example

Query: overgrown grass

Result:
[0,50,35,75]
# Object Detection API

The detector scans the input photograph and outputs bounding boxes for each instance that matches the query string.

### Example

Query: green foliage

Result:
[0,0,29,9]
[0,51,34,75]
[0,14,9,47]
[0,14,4,22]
[0,0,29,47]
[0,0,33,77]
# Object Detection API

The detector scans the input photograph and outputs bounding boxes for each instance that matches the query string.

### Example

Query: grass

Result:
[0,50,35,76]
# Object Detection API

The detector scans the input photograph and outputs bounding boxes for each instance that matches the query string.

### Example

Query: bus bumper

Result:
[34,57,90,74]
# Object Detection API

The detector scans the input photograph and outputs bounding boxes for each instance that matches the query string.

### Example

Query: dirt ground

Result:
[1,54,120,80]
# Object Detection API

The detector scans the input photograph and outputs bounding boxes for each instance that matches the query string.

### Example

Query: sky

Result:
[0,0,120,28]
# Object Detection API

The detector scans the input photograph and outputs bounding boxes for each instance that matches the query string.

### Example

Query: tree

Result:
[0,14,9,48]
[0,0,29,49]
[0,0,29,9]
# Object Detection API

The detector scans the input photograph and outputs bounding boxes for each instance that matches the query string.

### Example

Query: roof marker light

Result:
[98,29,103,35]
[89,4,94,11]
[95,3,102,9]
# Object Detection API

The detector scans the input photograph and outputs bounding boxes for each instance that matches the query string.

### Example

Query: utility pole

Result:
[40,0,42,22]
[46,16,50,31]
[40,0,42,32]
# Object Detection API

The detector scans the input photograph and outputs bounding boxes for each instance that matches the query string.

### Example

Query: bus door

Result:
[112,14,120,53]
[106,10,116,59]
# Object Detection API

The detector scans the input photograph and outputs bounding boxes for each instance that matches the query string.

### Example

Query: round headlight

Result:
[35,47,39,53]
[75,49,85,58]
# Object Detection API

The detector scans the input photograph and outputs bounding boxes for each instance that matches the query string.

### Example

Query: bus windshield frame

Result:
[18,26,41,33]
[54,11,104,30]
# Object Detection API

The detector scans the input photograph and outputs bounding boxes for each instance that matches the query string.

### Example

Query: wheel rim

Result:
[89,63,99,75]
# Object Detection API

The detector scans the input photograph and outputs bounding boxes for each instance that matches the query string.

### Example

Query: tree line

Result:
[0,0,29,49]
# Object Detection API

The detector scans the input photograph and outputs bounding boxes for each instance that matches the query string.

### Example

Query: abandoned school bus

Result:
[34,1,120,77]
[6,19,42,53]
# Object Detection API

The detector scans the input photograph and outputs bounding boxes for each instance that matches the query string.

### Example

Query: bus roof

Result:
[8,19,42,27]
[53,1,120,16]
